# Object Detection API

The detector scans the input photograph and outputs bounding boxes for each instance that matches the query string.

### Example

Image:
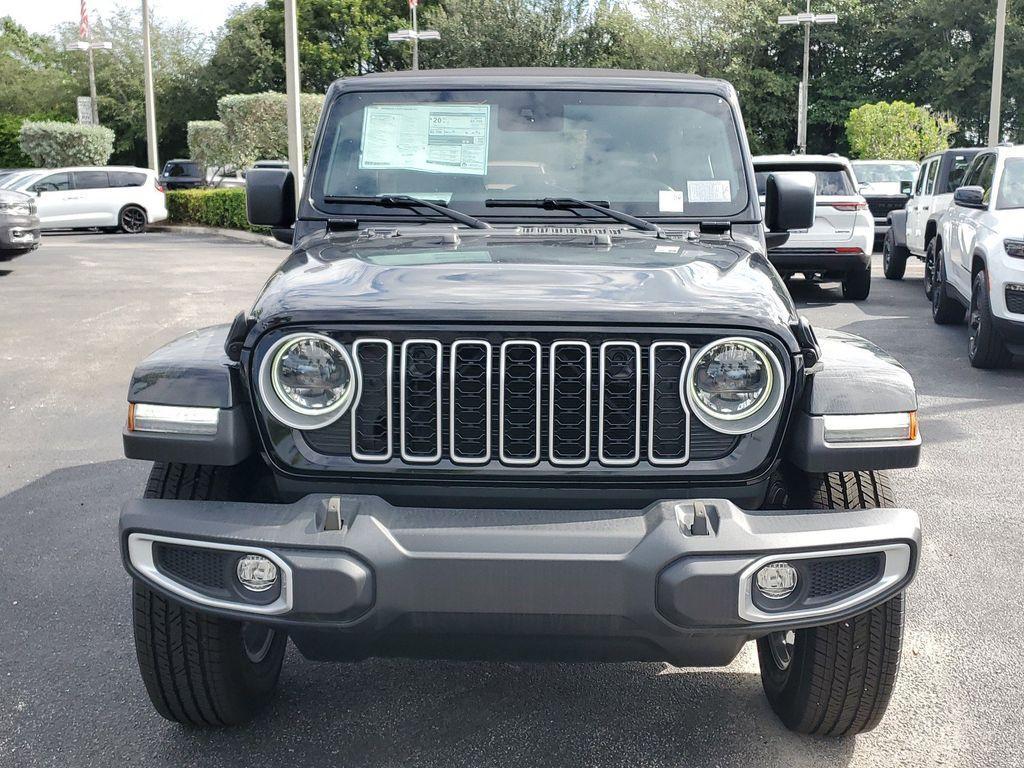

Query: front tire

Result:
[931,245,965,324]
[842,262,872,301]
[882,231,907,280]
[968,270,1012,368]
[923,238,937,300]
[119,204,148,234]
[758,470,905,736]
[132,462,286,726]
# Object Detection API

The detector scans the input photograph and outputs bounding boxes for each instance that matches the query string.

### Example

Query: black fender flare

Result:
[886,209,908,248]
[123,324,255,465]
[787,328,921,472]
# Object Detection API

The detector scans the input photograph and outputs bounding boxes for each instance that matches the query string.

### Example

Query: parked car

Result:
[851,159,919,245]
[0,189,41,260]
[158,159,205,190]
[754,154,875,300]
[120,69,921,736]
[880,148,982,289]
[0,168,32,186]
[929,145,1024,367]
[7,166,167,233]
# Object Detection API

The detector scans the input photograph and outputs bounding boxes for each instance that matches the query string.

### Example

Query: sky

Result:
[1,0,259,36]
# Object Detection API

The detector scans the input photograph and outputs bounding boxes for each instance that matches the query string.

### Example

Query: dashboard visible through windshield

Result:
[309,89,750,221]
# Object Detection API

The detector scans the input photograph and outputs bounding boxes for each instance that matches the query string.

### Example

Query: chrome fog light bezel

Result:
[683,336,785,435]
[755,561,799,600]
[257,332,361,430]
[236,553,279,592]
[127,533,293,616]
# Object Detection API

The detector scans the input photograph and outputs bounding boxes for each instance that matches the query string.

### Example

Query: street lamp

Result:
[388,0,440,71]
[778,4,838,154]
[65,39,112,126]
[989,0,1008,146]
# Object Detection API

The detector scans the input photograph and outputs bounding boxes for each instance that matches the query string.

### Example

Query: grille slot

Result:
[500,340,542,464]
[649,342,690,465]
[400,339,442,463]
[450,340,492,464]
[549,341,591,465]
[351,339,393,460]
[598,342,641,465]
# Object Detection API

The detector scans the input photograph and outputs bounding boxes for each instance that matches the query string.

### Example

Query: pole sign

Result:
[77,96,94,125]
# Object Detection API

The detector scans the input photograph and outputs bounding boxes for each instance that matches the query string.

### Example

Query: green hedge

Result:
[166,188,266,232]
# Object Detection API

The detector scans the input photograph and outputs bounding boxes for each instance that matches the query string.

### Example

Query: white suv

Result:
[8,166,167,234]
[931,145,1024,367]
[754,154,874,300]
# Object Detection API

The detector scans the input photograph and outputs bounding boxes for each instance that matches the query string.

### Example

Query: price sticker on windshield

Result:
[687,179,732,203]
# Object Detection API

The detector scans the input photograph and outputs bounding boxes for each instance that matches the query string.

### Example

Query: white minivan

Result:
[9,166,167,233]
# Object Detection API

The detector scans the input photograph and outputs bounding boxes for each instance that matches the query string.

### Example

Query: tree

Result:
[19,121,115,166]
[846,101,957,159]
[0,17,74,119]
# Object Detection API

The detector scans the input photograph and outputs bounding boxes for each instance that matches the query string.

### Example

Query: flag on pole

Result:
[79,0,90,40]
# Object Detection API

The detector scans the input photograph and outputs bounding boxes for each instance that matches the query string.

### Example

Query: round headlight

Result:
[684,337,784,434]
[259,333,359,429]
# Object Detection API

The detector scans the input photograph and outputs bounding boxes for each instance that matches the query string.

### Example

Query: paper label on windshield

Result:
[360,104,490,175]
[687,179,732,203]
[659,190,686,212]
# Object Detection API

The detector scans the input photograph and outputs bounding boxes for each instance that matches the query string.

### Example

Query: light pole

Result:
[989,0,1008,146]
[388,0,440,71]
[778,4,838,154]
[141,0,159,171]
[283,0,304,209]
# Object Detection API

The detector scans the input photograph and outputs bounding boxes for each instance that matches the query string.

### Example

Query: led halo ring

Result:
[257,332,361,430]
[683,336,785,436]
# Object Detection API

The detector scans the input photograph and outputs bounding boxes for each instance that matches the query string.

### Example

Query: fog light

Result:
[755,562,798,600]
[236,554,278,592]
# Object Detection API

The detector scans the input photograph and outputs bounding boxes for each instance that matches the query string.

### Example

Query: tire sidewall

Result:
[119,205,147,234]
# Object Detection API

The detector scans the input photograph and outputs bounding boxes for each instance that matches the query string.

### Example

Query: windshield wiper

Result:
[323,194,492,230]
[485,197,666,238]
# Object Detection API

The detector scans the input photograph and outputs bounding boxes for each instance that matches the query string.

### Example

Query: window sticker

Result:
[658,189,686,212]
[360,104,490,175]
[687,179,732,203]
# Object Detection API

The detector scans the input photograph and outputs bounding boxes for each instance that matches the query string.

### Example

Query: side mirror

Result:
[953,185,986,209]
[900,180,914,196]
[764,171,816,232]
[246,168,296,228]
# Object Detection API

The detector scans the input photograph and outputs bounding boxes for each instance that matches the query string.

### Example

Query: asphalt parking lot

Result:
[1,230,1022,768]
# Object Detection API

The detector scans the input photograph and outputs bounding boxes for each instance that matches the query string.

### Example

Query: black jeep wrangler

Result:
[120,69,922,736]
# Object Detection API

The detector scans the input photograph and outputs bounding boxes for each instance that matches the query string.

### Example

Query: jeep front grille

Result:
[295,333,742,468]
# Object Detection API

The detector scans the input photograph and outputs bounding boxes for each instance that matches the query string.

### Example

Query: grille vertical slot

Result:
[648,341,690,465]
[549,341,591,465]
[598,341,641,465]
[499,340,542,465]
[351,339,393,461]
[400,339,442,463]
[450,340,492,464]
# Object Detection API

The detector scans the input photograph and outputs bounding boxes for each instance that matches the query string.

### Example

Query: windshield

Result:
[1,172,43,191]
[754,165,855,196]
[997,158,1024,209]
[310,89,749,221]
[851,161,918,184]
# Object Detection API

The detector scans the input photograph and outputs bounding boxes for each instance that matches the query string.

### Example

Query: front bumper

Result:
[0,215,41,255]
[121,494,919,666]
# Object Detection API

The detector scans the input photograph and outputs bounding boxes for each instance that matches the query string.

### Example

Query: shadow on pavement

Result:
[0,460,857,768]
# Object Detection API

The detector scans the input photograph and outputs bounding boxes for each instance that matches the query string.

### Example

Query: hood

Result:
[247,228,800,348]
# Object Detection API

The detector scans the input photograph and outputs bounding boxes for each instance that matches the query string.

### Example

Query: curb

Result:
[151,224,289,249]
